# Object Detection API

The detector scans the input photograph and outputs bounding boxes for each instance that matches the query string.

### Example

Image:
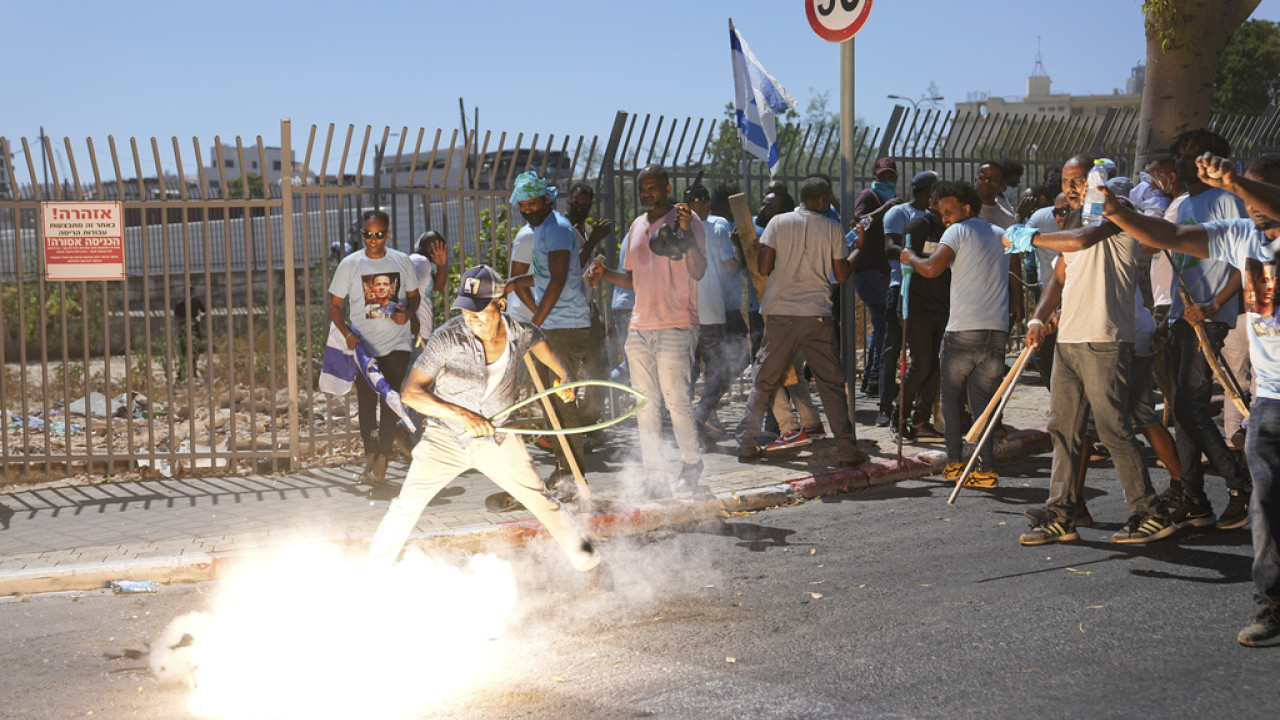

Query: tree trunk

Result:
[1135,0,1261,167]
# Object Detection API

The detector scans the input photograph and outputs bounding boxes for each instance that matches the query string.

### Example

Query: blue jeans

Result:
[1044,342,1165,521]
[939,330,1007,471]
[1247,397,1280,605]
[1169,320,1250,499]
[626,327,700,475]
[854,270,890,390]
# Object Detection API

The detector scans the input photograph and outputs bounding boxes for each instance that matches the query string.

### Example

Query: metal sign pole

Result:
[839,37,858,416]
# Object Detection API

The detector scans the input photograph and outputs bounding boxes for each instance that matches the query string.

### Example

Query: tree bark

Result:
[1135,0,1261,167]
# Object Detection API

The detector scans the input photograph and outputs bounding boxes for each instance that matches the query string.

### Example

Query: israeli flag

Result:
[730,19,796,178]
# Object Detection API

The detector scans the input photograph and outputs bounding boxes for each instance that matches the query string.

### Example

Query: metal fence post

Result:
[280,119,301,468]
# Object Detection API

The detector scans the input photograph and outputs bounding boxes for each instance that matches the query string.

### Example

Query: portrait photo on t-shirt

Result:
[1244,258,1280,335]
[363,272,402,319]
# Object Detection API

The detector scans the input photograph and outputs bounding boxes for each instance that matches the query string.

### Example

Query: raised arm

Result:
[1099,186,1211,259]
[1199,152,1280,222]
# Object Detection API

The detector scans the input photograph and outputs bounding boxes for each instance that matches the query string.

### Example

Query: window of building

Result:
[273,160,281,171]
[1071,107,1083,117]
[225,159,234,168]
[251,161,258,170]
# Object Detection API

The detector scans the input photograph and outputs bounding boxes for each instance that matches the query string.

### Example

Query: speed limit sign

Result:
[806,0,874,43]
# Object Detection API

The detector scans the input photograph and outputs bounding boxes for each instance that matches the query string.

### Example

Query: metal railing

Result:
[3,104,1278,479]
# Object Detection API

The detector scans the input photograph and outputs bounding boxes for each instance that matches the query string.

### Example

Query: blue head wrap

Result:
[510,171,557,204]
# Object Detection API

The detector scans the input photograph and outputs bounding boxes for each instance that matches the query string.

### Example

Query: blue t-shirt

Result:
[697,214,734,325]
[610,233,635,311]
[1206,219,1280,400]
[939,217,1009,333]
[328,248,417,356]
[531,210,591,329]
[1171,188,1246,326]
[1027,205,1063,289]
[884,203,927,287]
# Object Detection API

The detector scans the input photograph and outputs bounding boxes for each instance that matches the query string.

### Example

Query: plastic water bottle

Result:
[1081,159,1109,226]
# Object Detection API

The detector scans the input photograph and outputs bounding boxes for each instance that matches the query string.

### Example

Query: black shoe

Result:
[357,454,389,486]
[1216,489,1251,530]
[890,422,915,442]
[1238,603,1280,647]
[1111,513,1175,544]
[1170,495,1216,529]
[1019,517,1078,546]
[875,412,891,427]
[1024,505,1093,528]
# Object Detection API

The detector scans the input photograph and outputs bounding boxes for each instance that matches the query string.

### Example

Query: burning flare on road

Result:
[152,542,518,720]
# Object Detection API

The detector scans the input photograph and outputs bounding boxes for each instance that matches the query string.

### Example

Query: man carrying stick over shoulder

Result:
[1099,152,1280,647]
[1002,155,1172,546]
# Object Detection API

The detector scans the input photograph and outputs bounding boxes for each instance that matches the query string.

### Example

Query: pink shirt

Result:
[623,207,706,331]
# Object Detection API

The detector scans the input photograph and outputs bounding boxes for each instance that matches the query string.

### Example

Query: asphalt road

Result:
[3,455,1279,720]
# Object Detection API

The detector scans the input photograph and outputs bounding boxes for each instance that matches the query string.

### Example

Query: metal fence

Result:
[3,104,1279,479]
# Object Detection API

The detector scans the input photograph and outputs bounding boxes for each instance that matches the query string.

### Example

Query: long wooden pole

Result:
[522,354,591,502]
[964,345,1033,444]
[948,356,1030,505]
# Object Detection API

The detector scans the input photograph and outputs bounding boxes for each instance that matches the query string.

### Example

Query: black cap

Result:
[451,265,505,312]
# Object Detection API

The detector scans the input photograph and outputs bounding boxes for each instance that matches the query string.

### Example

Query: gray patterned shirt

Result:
[413,313,543,443]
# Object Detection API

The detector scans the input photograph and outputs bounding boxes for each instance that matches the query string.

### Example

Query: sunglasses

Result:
[362,230,389,240]
[1052,207,1069,218]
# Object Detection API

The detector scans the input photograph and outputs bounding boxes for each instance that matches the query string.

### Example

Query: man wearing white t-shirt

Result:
[1100,152,1280,647]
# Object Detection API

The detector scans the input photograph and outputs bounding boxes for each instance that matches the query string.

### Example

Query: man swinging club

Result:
[367,265,609,588]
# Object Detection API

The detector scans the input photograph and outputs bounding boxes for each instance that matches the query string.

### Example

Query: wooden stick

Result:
[727,192,799,387]
[522,354,591,502]
[1163,250,1250,419]
[964,345,1033,444]
[948,356,1029,505]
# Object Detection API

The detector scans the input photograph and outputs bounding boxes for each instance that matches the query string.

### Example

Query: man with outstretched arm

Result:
[367,265,607,589]
[1002,155,1173,546]
[1099,153,1280,647]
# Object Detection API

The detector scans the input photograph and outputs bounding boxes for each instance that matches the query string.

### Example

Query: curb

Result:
[0,428,1052,597]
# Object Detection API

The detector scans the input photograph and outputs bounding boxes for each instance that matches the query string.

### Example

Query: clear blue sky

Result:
[7,0,1280,177]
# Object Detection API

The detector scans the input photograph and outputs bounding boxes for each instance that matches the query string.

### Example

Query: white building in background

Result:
[955,51,1144,119]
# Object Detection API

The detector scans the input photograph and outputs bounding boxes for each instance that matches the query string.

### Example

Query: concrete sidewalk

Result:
[0,374,1055,596]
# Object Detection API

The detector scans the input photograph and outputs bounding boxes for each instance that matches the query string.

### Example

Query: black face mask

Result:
[521,205,553,228]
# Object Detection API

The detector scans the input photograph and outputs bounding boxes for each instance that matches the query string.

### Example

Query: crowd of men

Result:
[328,130,1280,647]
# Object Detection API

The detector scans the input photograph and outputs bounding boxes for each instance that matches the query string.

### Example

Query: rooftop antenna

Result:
[1031,37,1048,77]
